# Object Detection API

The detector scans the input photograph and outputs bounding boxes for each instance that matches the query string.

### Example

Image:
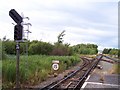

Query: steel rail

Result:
[41,54,103,90]
[41,57,91,90]
[74,54,103,89]
[49,58,90,89]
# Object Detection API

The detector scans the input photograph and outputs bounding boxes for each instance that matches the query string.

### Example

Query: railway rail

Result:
[41,54,103,90]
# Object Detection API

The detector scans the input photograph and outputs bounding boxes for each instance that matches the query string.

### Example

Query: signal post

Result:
[9,9,23,88]
[9,9,31,88]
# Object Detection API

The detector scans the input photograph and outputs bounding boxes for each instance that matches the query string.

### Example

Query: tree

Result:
[118,49,120,58]
[102,48,111,54]
[28,41,53,55]
[3,40,16,54]
[57,30,65,44]
[50,30,73,56]
[109,48,118,55]
[72,44,98,55]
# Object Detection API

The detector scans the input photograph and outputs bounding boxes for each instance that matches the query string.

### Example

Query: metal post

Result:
[25,31,28,77]
[25,25,31,78]
[16,41,20,88]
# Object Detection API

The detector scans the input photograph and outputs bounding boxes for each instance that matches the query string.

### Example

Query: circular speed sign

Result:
[52,63,59,70]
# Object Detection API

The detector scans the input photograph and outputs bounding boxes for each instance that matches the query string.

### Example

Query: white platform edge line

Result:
[81,82,88,89]
[81,75,91,89]
[87,82,120,87]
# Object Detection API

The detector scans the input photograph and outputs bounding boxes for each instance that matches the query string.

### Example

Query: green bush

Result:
[28,41,53,55]
[0,40,7,60]
[72,44,98,55]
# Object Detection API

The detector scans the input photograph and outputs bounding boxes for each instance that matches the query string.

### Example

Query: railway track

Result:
[41,54,103,90]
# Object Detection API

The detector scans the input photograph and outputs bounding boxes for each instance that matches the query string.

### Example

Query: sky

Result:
[0,0,119,50]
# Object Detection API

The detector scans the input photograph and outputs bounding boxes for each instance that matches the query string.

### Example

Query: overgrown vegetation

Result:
[72,44,98,55]
[102,48,120,57]
[118,64,120,74]
[0,39,6,60]
[2,31,98,56]
[2,55,80,88]
[2,40,98,56]
[28,41,53,55]
[111,63,120,74]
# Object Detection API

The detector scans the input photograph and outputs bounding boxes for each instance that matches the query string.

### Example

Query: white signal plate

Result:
[52,63,59,70]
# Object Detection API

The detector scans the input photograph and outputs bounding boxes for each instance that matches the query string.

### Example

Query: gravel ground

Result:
[83,60,120,90]
[104,74,120,85]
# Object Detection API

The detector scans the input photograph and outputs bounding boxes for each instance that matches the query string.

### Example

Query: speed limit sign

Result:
[52,63,59,70]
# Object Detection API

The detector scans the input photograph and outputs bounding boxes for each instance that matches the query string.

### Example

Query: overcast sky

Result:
[0,0,118,50]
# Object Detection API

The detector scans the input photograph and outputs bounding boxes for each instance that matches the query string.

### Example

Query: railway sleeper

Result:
[82,69,88,71]
[70,79,80,82]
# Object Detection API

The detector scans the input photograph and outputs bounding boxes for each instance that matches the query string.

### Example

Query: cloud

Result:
[63,26,117,47]
[0,0,118,50]
[0,22,14,39]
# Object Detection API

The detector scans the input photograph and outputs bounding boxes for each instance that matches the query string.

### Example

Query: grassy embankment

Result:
[110,56,120,74]
[0,61,1,90]
[111,63,120,74]
[2,55,81,88]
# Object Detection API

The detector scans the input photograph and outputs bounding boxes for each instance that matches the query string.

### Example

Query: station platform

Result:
[82,72,120,90]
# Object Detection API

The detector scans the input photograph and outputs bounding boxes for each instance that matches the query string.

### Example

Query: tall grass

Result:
[2,55,80,88]
[118,64,120,74]
[114,63,120,74]
[110,63,120,74]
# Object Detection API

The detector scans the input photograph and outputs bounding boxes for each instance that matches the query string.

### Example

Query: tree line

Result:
[1,39,98,57]
[0,30,98,59]
[2,40,120,58]
[102,48,120,57]
[3,30,120,59]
